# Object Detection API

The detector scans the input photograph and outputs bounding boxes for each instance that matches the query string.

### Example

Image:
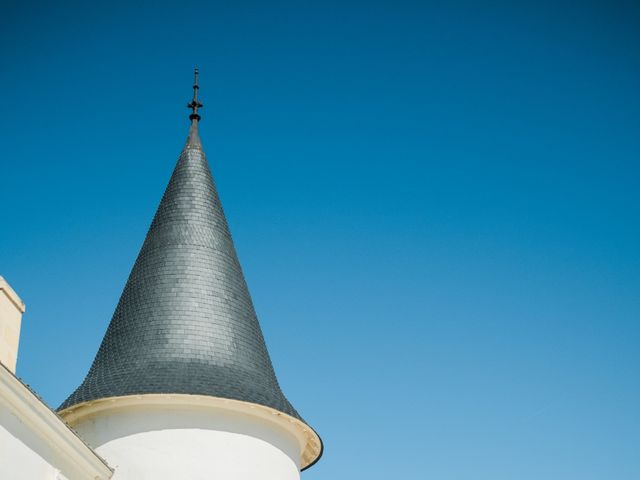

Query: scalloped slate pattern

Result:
[59,124,300,421]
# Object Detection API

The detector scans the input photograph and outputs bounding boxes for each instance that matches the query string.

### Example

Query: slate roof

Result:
[59,120,305,425]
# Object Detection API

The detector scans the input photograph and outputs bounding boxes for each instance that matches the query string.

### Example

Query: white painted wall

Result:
[0,418,59,480]
[70,398,303,480]
[0,374,111,480]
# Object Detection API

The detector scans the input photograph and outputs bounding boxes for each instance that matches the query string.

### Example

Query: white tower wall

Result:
[63,395,308,480]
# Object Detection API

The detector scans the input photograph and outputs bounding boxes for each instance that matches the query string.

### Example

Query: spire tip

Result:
[188,67,203,121]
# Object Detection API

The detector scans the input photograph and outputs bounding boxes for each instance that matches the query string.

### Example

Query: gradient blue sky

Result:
[1,1,639,478]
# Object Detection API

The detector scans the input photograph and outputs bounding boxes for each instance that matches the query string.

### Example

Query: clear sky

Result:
[1,1,639,478]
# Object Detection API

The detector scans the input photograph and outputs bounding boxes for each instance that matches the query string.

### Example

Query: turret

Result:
[58,70,322,479]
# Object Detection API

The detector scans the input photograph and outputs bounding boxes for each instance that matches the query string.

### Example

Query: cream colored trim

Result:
[59,393,322,470]
[0,364,112,479]
[0,276,26,313]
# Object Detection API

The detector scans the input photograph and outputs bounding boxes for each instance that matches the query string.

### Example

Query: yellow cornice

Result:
[59,393,322,470]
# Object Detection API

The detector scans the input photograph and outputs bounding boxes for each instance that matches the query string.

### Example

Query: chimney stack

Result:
[0,276,26,373]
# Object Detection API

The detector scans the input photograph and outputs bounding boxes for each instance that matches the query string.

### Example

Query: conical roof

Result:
[59,112,314,445]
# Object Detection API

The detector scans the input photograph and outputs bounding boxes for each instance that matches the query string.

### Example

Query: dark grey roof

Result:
[59,120,303,423]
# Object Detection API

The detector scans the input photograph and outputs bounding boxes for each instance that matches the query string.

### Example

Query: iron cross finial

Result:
[188,67,203,121]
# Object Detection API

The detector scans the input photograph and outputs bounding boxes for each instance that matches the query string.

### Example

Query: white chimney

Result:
[0,276,26,373]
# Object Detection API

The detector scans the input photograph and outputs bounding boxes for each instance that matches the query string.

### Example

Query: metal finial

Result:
[187,67,203,121]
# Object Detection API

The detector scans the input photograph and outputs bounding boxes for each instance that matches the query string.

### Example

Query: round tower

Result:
[58,70,322,479]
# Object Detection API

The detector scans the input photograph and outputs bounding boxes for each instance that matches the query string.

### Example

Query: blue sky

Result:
[1,1,639,478]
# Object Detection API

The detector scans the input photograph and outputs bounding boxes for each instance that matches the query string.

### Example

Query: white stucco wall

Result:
[68,397,304,480]
[0,417,61,480]
[0,365,112,480]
